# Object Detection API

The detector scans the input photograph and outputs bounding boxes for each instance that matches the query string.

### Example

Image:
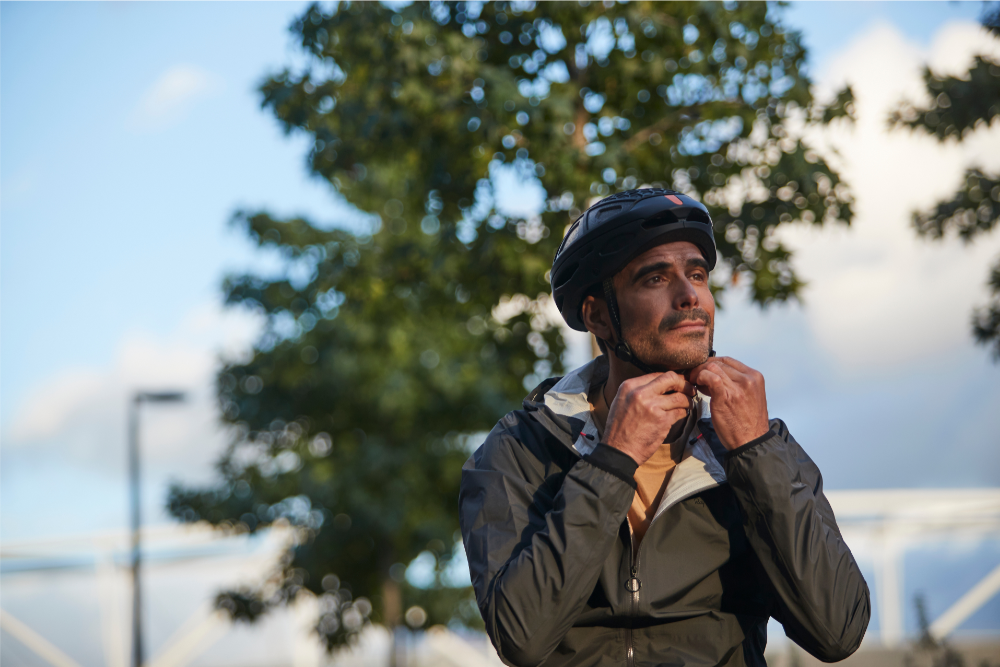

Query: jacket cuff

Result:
[583,444,639,489]
[725,428,777,460]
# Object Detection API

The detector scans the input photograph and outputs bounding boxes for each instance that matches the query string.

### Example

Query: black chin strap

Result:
[600,277,715,374]
[601,277,661,374]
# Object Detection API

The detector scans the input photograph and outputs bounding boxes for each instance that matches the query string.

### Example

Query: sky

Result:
[2,0,336,538]
[2,1,999,663]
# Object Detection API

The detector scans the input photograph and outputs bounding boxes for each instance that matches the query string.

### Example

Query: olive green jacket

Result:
[459,357,869,667]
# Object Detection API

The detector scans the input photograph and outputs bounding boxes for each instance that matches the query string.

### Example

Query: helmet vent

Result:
[556,220,583,255]
[594,205,624,222]
[640,210,679,228]
[553,262,579,288]
[685,209,711,225]
[598,232,637,256]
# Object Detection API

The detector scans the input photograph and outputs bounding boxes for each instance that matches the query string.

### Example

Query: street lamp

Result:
[129,390,186,667]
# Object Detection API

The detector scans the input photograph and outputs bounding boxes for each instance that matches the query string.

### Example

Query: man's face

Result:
[612,241,715,371]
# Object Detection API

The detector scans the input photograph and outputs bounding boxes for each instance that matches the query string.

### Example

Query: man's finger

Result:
[649,392,693,412]
[638,371,694,396]
[691,359,746,386]
[689,366,726,395]
[713,361,749,383]
[688,362,716,385]
[715,357,763,385]
[662,408,691,426]
[714,356,753,372]
[641,372,692,396]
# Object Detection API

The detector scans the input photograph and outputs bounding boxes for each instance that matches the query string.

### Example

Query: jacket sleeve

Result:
[459,428,637,667]
[723,420,871,662]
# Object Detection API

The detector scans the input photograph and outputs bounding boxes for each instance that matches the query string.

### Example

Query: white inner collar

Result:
[541,358,726,499]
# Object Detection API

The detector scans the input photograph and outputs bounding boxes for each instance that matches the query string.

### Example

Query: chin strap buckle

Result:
[613,341,633,364]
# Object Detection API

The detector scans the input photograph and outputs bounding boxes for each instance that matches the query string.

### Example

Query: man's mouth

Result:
[671,320,706,330]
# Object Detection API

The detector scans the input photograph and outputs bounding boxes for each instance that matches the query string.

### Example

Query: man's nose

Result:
[672,277,699,310]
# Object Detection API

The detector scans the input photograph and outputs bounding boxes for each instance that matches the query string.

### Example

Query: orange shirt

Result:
[590,383,697,551]
[627,437,684,546]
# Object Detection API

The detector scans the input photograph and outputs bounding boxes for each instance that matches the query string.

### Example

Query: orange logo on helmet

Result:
[665,194,684,206]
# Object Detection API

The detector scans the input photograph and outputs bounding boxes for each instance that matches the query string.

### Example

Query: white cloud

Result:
[927,22,1000,77]
[781,21,1000,369]
[1,302,261,539]
[130,65,217,131]
[4,303,261,477]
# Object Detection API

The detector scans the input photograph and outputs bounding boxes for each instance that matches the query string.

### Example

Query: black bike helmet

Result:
[551,188,717,371]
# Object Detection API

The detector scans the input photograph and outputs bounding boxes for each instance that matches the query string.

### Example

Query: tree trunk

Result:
[382,576,402,626]
[383,577,402,667]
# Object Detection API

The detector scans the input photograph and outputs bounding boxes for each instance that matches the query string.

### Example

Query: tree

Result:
[168,0,855,651]
[891,5,1000,359]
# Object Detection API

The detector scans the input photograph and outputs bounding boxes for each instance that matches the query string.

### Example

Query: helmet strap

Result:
[601,278,660,375]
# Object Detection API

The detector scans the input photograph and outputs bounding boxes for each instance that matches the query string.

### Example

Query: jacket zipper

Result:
[625,531,641,667]
[620,431,717,666]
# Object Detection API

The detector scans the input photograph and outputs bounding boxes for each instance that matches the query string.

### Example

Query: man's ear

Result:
[581,295,614,343]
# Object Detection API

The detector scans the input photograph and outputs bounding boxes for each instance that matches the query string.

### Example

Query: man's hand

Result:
[688,357,770,451]
[604,373,695,466]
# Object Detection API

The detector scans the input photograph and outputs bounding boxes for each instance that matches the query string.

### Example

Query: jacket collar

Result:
[654,420,727,519]
[523,356,608,456]
[524,356,727,506]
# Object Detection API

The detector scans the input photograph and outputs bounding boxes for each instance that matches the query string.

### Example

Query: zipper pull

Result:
[625,566,641,593]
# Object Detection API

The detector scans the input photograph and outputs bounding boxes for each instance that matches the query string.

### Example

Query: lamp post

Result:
[129,390,185,667]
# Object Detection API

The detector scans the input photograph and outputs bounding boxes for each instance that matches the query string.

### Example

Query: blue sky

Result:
[1,1,337,414]
[2,1,999,654]
[784,1,987,72]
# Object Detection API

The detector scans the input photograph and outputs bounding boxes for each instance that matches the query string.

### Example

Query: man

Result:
[459,189,870,667]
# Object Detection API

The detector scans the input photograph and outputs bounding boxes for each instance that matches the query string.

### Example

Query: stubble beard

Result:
[624,308,714,371]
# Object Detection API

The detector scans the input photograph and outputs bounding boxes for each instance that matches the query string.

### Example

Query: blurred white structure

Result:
[829,489,1000,647]
[1,524,309,667]
[1,489,998,667]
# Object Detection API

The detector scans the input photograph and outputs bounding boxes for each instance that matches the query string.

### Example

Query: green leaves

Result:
[890,56,1000,140]
[890,22,1000,360]
[813,85,855,124]
[912,169,1000,243]
[973,259,1000,360]
[258,0,853,305]
[169,0,854,650]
